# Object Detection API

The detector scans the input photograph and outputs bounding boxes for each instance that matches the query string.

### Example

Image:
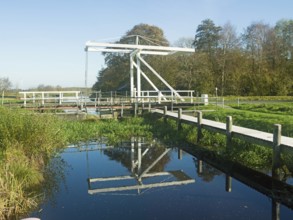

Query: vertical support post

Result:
[133,87,136,104]
[23,93,27,107]
[134,101,138,117]
[41,92,44,106]
[164,106,167,123]
[85,51,88,89]
[138,140,142,176]
[148,102,151,112]
[225,175,232,192]
[158,91,162,104]
[272,200,280,220]
[197,160,203,174]
[126,55,135,101]
[32,92,35,104]
[110,91,113,105]
[197,111,202,143]
[191,91,193,103]
[177,108,182,131]
[121,103,124,118]
[111,107,114,119]
[272,124,281,178]
[226,116,233,150]
[136,53,141,101]
[131,137,135,173]
[178,149,182,160]
[59,92,62,105]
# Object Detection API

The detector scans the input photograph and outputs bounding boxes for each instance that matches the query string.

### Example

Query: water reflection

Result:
[185,146,293,220]
[30,138,293,220]
[87,138,194,194]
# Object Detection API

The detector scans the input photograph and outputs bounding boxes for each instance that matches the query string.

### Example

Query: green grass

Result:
[222,96,293,101]
[142,101,293,171]
[184,103,293,171]
[0,108,153,219]
[200,105,293,137]
[230,103,293,116]
[0,107,68,219]
[1,100,293,218]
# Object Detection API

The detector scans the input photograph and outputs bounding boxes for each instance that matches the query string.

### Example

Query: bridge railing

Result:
[19,91,81,106]
[90,90,196,105]
[19,90,215,108]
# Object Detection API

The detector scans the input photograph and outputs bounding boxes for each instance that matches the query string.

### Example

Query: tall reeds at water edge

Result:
[0,107,67,219]
[0,108,154,218]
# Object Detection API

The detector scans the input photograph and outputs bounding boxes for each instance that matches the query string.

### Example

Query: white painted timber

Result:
[85,40,195,103]
[85,41,195,53]
[152,109,293,148]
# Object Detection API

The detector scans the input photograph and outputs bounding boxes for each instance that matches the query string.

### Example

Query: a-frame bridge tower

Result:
[85,36,194,102]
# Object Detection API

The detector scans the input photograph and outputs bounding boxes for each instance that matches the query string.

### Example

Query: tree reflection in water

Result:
[103,138,170,174]
[29,138,293,220]
[41,155,70,207]
[192,157,222,182]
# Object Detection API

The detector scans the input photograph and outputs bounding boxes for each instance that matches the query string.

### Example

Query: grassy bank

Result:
[2,100,292,218]
[143,102,293,174]
[0,107,67,219]
[201,103,293,137]
[0,108,152,219]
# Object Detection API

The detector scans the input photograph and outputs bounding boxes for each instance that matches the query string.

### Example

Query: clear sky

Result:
[1,0,292,89]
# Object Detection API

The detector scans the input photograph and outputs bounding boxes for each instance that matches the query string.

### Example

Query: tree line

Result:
[92,19,293,96]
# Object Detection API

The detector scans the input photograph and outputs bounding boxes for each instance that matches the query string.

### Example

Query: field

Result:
[189,97,293,136]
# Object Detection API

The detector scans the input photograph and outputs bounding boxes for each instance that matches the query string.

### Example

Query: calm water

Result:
[30,140,293,220]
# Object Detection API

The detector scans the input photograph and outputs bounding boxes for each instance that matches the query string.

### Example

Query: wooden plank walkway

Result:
[151,109,293,149]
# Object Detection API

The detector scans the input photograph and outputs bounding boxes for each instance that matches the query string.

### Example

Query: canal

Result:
[30,139,293,220]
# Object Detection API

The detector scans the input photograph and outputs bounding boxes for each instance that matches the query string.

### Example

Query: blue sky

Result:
[1,0,292,89]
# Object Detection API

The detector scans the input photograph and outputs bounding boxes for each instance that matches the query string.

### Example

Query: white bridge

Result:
[19,38,198,107]
[85,37,195,103]
[19,90,200,108]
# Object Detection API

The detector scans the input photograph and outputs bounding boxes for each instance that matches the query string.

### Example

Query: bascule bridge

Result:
[84,36,195,103]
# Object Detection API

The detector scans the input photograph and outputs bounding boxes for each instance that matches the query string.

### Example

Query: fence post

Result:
[272,124,281,178]
[197,111,202,143]
[226,116,233,150]
[197,160,203,174]
[121,103,124,118]
[23,93,27,107]
[178,149,182,160]
[41,92,45,106]
[148,102,151,112]
[134,102,138,116]
[164,106,167,123]
[225,175,232,192]
[177,108,182,130]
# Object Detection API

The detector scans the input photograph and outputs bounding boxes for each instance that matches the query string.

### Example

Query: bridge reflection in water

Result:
[87,138,194,195]
[81,138,293,220]
[39,138,293,220]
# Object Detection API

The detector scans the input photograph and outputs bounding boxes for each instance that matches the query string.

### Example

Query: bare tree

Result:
[0,77,12,105]
[173,37,194,48]
[218,22,240,95]
[0,77,12,91]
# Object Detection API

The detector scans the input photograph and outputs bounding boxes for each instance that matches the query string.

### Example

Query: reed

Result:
[0,107,67,219]
[0,108,154,218]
